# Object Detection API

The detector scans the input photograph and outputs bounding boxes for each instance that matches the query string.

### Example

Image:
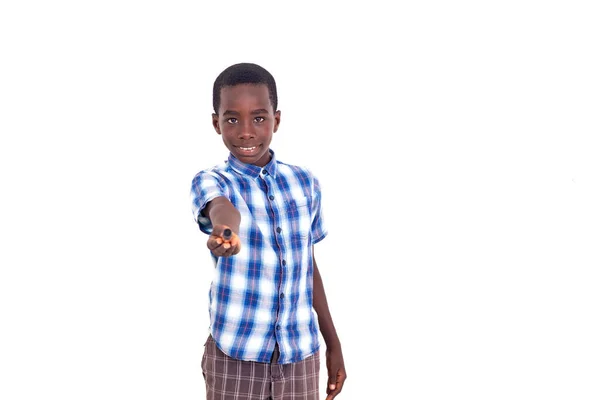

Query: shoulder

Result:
[191,162,229,183]
[277,160,318,182]
[190,163,237,198]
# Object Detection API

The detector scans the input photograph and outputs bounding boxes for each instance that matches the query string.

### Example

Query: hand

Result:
[207,225,241,257]
[325,346,346,399]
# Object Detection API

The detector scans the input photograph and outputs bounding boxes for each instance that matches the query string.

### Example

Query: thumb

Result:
[328,373,337,391]
[212,225,228,236]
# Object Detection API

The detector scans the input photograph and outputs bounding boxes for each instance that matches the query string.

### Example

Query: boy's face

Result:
[213,84,281,167]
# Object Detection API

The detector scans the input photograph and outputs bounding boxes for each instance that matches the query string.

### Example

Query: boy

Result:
[190,63,346,399]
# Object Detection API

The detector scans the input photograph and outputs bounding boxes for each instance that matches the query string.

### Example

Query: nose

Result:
[238,119,255,139]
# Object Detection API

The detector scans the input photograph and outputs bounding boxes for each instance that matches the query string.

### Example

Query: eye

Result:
[226,117,238,124]
[254,116,265,123]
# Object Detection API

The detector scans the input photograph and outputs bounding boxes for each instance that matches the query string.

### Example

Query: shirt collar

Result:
[226,149,278,179]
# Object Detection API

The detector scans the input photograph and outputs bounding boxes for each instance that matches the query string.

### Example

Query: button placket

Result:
[261,170,288,352]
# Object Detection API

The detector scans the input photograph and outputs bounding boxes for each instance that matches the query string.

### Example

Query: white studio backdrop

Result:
[1,1,599,399]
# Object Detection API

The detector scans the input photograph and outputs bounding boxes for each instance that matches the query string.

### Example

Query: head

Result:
[212,63,281,167]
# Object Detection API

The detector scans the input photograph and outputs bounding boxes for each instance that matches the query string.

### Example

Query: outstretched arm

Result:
[313,248,346,399]
[202,196,241,257]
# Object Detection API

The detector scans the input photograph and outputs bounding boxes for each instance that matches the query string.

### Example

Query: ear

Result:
[212,113,221,135]
[273,110,281,133]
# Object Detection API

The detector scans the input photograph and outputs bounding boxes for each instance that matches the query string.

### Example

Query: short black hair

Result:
[213,63,278,114]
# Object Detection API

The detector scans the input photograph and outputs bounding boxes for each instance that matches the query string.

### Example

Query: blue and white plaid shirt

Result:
[190,151,327,364]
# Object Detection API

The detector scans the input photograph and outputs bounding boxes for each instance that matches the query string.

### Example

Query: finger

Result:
[207,238,219,251]
[331,370,346,398]
[223,241,241,257]
[210,246,225,257]
[326,384,342,400]
[208,235,222,246]
[209,232,240,257]
[327,374,337,393]
[207,237,223,251]
[221,246,234,257]
[333,378,345,396]
[227,236,241,255]
[326,369,345,399]
[209,238,229,254]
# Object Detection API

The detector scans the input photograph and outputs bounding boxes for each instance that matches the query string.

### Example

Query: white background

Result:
[1,1,599,399]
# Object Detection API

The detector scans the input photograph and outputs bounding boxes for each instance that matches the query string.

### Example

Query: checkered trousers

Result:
[202,335,320,400]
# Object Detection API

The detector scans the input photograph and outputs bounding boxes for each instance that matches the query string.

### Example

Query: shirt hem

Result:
[211,335,320,365]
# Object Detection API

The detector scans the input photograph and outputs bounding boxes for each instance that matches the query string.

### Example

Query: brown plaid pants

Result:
[201,335,320,400]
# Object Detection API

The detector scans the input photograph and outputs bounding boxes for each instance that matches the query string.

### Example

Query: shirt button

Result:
[261,169,268,175]
[280,293,284,299]
[282,260,286,266]
[276,325,281,331]
[276,227,282,233]
[269,195,274,200]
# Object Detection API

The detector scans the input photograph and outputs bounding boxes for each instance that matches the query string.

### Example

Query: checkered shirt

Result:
[190,151,327,364]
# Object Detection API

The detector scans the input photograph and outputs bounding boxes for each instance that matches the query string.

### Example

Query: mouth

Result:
[236,144,261,154]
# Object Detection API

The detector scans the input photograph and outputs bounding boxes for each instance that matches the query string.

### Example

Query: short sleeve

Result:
[310,173,328,244]
[190,170,230,235]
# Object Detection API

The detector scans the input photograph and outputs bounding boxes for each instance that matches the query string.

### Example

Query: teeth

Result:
[240,146,256,151]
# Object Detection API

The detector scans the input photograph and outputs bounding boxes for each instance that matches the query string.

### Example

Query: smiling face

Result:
[212,84,281,167]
